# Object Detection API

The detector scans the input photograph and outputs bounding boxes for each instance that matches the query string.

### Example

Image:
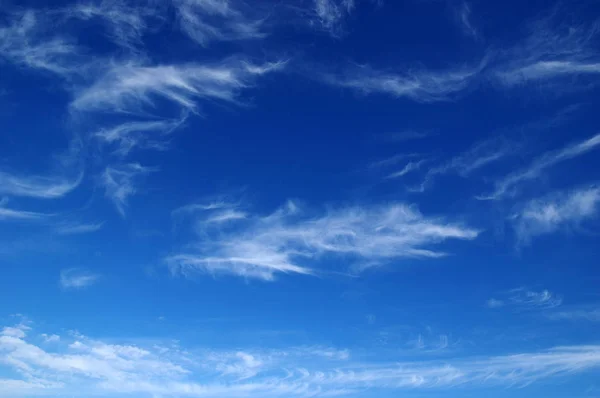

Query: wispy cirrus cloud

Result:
[323,63,482,102]
[54,221,105,235]
[513,185,600,242]
[455,1,479,39]
[59,268,100,289]
[0,170,83,199]
[488,288,563,311]
[174,0,267,46]
[0,202,48,221]
[479,133,600,200]
[2,322,600,397]
[493,8,600,88]
[94,114,188,156]
[167,199,479,281]
[101,163,153,216]
[547,307,600,322]
[65,0,163,51]
[71,59,285,115]
[0,9,83,77]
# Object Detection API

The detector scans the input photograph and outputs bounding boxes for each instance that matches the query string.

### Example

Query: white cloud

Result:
[324,63,482,102]
[479,133,600,200]
[94,114,187,156]
[2,322,600,397]
[0,205,47,221]
[59,268,100,289]
[174,0,267,46]
[385,160,428,179]
[513,186,600,242]
[41,334,61,343]
[101,163,153,216]
[0,9,82,77]
[456,2,478,39]
[488,288,562,312]
[0,170,82,199]
[71,59,285,115]
[65,0,162,51]
[55,222,105,235]
[547,308,600,322]
[486,298,504,308]
[167,200,479,281]
[493,9,600,88]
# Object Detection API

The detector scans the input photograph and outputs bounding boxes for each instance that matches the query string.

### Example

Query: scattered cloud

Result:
[94,114,188,156]
[479,133,600,200]
[71,59,286,115]
[385,130,432,143]
[101,163,154,216]
[513,185,600,242]
[41,334,61,343]
[547,307,600,322]
[0,204,48,221]
[59,268,100,289]
[0,170,83,199]
[493,8,600,88]
[456,2,479,39]
[0,9,83,77]
[488,288,563,311]
[55,222,105,235]
[323,63,482,102]
[2,322,600,397]
[65,0,162,51]
[167,200,479,281]
[386,159,428,179]
[174,0,267,46]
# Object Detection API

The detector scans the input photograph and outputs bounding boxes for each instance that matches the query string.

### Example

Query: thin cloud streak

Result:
[479,133,600,200]
[55,222,105,235]
[101,163,154,216]
[3,323,600,397]
[59,268,100,289]
[71,59,286,115]
[513,185,600,242]
[323,63,482,102]
[0,170,83,199]
[167,200,479,281]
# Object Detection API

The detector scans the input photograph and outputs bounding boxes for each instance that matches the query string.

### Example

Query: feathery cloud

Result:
[3,322,600,397]
[513,185,600,242]
[0,204,47,221]
[71,59,285,115]
[55,222,105,235]
[0,9,83,77]
[0,170,82,199]
[174,0,266,46]
[547,307,600,322]
[101,163,153,216]
[167,200,479,281]
[65,0,162,51]
[488,288,563,311]
[59,268,100,289]
[323,63,482,102]
[478,133,600,200]
[94,114,187,156]
[493,9,600,87]
[456,2,478,39]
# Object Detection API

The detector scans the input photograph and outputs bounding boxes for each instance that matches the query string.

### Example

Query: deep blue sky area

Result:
[1,0,600,397]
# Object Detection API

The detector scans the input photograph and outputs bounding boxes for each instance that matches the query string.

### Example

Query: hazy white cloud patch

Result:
[513,186,600,242]
[71,59,286,115]
[167,200,479,281]
[94,114,188,156]
[0,203,48,221]
[547,307,600,322]
[2,322,600,397]
[174,0,267,46]
[324,62,482,102]
[456,2,479,39]
[488,288,563,312]
[60,268,100,289]
[493,8,600,88]
[0,9,83,77]
[479,133,600,200]
[55,221,105,235]
[65,0,163,51]
[0,170,83,199]
[101,163,154,216]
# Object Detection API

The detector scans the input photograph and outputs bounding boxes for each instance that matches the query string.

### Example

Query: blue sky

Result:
[1,0,600,396]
